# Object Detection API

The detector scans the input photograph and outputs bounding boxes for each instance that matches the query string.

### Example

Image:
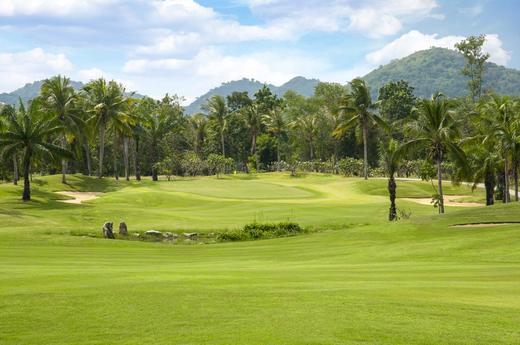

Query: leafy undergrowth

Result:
[71,222,308,244]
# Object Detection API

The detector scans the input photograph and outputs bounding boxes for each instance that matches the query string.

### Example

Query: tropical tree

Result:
[189,113,208,157]
[0,104,18,184]
[335,78,388,179]
[40,75,78,183]
[380,139,411,220]
[83,78,129,178]
[204,95,228,156]
[291,114,320,160]
[243,103,263,167]
[478,94,518,203]
[263,105,286,164]
[405,93,467,213]
[0,100,70,201]
[455,35,489,101]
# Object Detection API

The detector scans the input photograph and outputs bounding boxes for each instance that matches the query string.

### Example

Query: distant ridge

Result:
[2,48,520,110]
[184,76,320,114]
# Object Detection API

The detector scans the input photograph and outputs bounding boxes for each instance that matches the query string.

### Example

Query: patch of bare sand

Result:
[451,223,518,228]
[56,191,102,204]
[402,195,483,207]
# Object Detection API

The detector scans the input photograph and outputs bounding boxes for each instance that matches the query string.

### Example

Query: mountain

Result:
[0,80,144,106]
[0,80,85,106]
[363,47,520,99]
[184,76,319,114]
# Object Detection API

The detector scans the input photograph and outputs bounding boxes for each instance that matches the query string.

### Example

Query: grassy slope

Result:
[0,173,519,345]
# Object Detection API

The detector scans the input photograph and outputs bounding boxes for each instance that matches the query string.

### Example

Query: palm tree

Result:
[0,100,70,201]
[479,94,518,203]
[40,75,77,184]
[380,139,411,220]
[189,113,208,157]
[291,114,319,160]
[335,78,387,179]
[243,103,263,167]
[0,104,18,184]
[204,95,228,156]
[263,105,286,164]
[83,79,129,178]
[405,93,467,214]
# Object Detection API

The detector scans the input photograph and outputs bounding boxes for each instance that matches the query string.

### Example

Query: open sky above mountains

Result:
[0,0,518,102]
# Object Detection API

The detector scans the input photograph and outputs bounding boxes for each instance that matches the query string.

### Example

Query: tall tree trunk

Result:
[22,151,31,201]
[61,134,67,184]
[276,136,281,171]
[504,155,510,203]
[333,140,339,174]
[388,174,397,221]
[251,133,257,170]
[123,137,130,181]
[514,158,519,201]
[98,122,106,178]
[362,124,368,180]
[151,141,158,182]
[84,142,92,176]
[13,154,18,186]
[113,135,119,181]
[135,137,141,181]
[437,154,445,214]
[220,129,226,157]
[484,170,495,206]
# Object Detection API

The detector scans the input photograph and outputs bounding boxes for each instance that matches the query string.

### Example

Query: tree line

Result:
[0,35,518,221]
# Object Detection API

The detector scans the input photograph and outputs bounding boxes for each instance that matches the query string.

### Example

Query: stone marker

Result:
[102,222,115,239]
[119,222,128,236]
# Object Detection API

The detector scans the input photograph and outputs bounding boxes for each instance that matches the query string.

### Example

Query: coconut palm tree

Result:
[479,94,518,203]
[243,103,263,167]
[335,78,388,179]
[83,79,129,178]
[263,105,286,165]
[291,114,319,160]
[405,93,467,214]
[189,113,208,157]
[204,95,228,156]
[40,75,77,184]
[0,100,70,201]
[0,104,18,184]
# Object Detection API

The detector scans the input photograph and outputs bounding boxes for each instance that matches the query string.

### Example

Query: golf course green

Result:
[1,173,519,344]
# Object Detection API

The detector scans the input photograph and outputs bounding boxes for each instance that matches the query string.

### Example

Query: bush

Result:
[217,222,304,241]
[338,157,364,176]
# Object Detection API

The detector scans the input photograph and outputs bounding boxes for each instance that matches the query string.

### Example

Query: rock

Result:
[133,233,140,237]
[102,222,115,239]
[119,222,128,236]
[163,232,174,239]
[184,232,197,239]
[146,230,162,236]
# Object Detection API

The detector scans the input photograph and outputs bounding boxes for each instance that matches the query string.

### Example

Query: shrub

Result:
[338,157,364,176]
[217,222,304,241]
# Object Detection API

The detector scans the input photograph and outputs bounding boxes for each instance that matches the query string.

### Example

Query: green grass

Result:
[0,173,519,344]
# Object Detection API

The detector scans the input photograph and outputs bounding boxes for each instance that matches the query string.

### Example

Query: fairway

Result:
[1,173,519,345]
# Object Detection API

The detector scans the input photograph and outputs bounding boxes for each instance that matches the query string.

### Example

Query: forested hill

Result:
[363,47,520,99]
[0,80,84,105]
[184,76,319,114]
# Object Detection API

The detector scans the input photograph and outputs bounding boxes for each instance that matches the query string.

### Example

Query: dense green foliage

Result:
[364,47,520,99]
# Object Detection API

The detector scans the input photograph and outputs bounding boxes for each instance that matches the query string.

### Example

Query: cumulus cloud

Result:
[0,48,73,92]
[0,0,116,17]
[365,31,510,66]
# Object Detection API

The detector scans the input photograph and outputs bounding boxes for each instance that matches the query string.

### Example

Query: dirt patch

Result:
[402,195,483,207]
[56,191,102,204]
[451,223,519,228]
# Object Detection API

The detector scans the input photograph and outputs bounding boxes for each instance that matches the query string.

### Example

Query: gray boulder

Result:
[102,222,115,239]
[119,222,128,236]
[146,230,162,236]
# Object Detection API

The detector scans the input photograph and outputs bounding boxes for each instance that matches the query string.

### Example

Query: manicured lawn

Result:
[0,173,519,344]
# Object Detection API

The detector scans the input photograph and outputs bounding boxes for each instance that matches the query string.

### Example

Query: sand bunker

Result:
[56,191,101,204]
[402,195,483,207]
[451,223,519,228]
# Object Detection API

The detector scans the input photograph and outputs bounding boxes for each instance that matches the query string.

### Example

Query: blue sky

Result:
[0,0,517,102]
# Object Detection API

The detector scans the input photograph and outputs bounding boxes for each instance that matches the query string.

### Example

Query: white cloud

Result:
[365,31,511,66]
[76,67,107,81]
[0,0,116,17]
[0,48,73,92]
